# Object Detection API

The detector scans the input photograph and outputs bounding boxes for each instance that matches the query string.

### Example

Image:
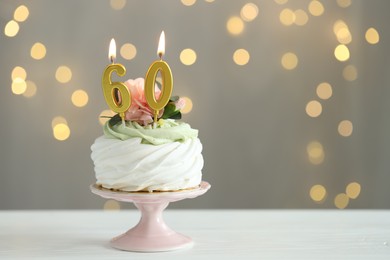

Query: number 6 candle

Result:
[145,31,173,123]
[102,38,131,124]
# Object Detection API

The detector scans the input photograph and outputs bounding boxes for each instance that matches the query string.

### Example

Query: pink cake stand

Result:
[90,181,210,252]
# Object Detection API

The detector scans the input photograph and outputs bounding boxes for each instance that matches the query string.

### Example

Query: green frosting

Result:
[103,119,198,145]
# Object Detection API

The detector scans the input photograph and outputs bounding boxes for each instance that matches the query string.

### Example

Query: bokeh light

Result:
[120,43,137,60]
[12,66,27,80]
[11,78,27,95]
[181,97,193,114]
[104,200,121,210]
[346,182,361,199]
[227,16,244,35]
[23,80,37,98]
[308,0,324,16]
[180,48,197,66]
[71,89,89,107]
[30,42,47,60]
[336,28,352,44]
[279,9,295,26]
[343,65,358,81]
[233,49,250,66]
[310,184,327,203]
[365,27,380,44]
[14,5,29,22]
[316,82,332,100]
[240,3,259,22]
[55,66,72,83]
[294,9,309,26]
[334,44,350,62]
[334,193,349,209]
[274,0,288,5]
[307,141,325,165]
[281,52,298,70]
[53,123,71,141]
[110,0,126,10]
[306,100,322,118]
[4,20,19,37]
[338,120,353,137]
[337,0,352,8]
[181,0,196,6]
[52,116,68,128]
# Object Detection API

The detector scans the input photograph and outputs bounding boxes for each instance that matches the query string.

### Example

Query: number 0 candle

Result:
[102,38,131,123]
[145,31,173,123]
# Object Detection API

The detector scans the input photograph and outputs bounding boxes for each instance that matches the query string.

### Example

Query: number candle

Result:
[102,38,131,124]
[144,31,173,123]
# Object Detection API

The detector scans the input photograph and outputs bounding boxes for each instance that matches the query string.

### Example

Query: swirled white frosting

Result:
[91,135,203,192]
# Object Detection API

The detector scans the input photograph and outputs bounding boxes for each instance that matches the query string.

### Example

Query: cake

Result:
[91,78,204,192]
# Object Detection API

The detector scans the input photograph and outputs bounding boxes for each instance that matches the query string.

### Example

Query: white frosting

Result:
[91,135,203,192]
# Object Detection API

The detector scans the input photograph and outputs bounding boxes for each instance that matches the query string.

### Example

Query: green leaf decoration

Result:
[169,96,179,102]
[108,113,121,127]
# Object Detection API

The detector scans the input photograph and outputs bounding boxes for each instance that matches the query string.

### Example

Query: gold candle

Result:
[102,38,131,122]
[144,31,173,123]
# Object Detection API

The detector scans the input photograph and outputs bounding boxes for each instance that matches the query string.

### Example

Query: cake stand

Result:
[90,181,211,252]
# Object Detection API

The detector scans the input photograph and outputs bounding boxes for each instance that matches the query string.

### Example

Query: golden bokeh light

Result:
[181,97,193,114]
[180,48,197,66]
[233,49,250,66]
[227,16,244,35]
[51,116,68,128]
[99,110,116,125]
[11,78,27,95]
[281,52,298,70]
[365,27,380,45]
[337,0,352,8]
[110,0,126,10]
[336,28,352,44]
[333,20,348,35]
[181,0,196,6]
[205,0,215,2]
[55,66,72,83]
[346,182,361,199]
[103,200,121,211]
[294,9,309,26]
[240,3,259,22]
[53,123,71,141]
[307,141,325,165]
[4,20,19,37]
[30,42,47,60]
[338,120,353,137]
[279,8,295,26]
[23,80,37,98]
[334,44,350,62]
[71,89,89,108]
[308,0,324,16]
[316,82,332,100]
[306,100,322,117]
[120,43,137,60]
[343,64,358,81]
[310,184,327,203]
[14,5,29,22]
[12,66,27,80]
[334,193,349,209]
[274,0,288,4]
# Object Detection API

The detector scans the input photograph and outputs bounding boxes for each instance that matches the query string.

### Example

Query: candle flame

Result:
[157,31,165,58]
[109,38,116,62]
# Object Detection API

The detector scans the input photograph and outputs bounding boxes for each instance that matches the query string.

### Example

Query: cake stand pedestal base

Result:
[90,181,210,252]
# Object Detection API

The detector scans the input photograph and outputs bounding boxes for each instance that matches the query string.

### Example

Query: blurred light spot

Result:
[294,9,308,26]
[346,182,361,199]
[104,200,121,211]
[110,0,126,10]
[310,185,327,203]
[99,110,116,125]
[338,120,353,137]
[281,52,298,70]
[181,0,196,6]
[279,9,295,26]
[52,116,68,128]
[337,0,352,8]
[274,0,288,4]
[306,100,322,118]
[181,97,193,114]
[316,82,332,100]
[55,66,72,83]
[11,78,27,95]
[337,28,352,44]
[227,16,244,35]
[241,3,259,22]
[30,42,47,60]
[307,141,325,165]
[334,193,349,209]
[14,5,29,22]
[180,49,197,66]
[120,43,137,60]
[308,0,324,16]
[53,123,70,141]
[233,49,250,66]
[23,80,37,98]
[4,20,19,37]
[333,20,348,35]
[12,66,27,80]
[365,27,380,44]
[205,0,215,2]
[334,44,350,62]
[343,65,358,81]
[71,89,89,107]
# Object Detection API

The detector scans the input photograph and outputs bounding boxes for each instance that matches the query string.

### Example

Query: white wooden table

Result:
[1,210,389,259]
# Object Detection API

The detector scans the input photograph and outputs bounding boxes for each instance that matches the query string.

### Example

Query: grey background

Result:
[1,0,389,209]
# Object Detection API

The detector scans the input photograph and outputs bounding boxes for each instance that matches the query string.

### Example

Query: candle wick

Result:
[110,56,114,64]
[158,52,163,60]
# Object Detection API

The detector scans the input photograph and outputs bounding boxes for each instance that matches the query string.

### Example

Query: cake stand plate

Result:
[90,181,211,252]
